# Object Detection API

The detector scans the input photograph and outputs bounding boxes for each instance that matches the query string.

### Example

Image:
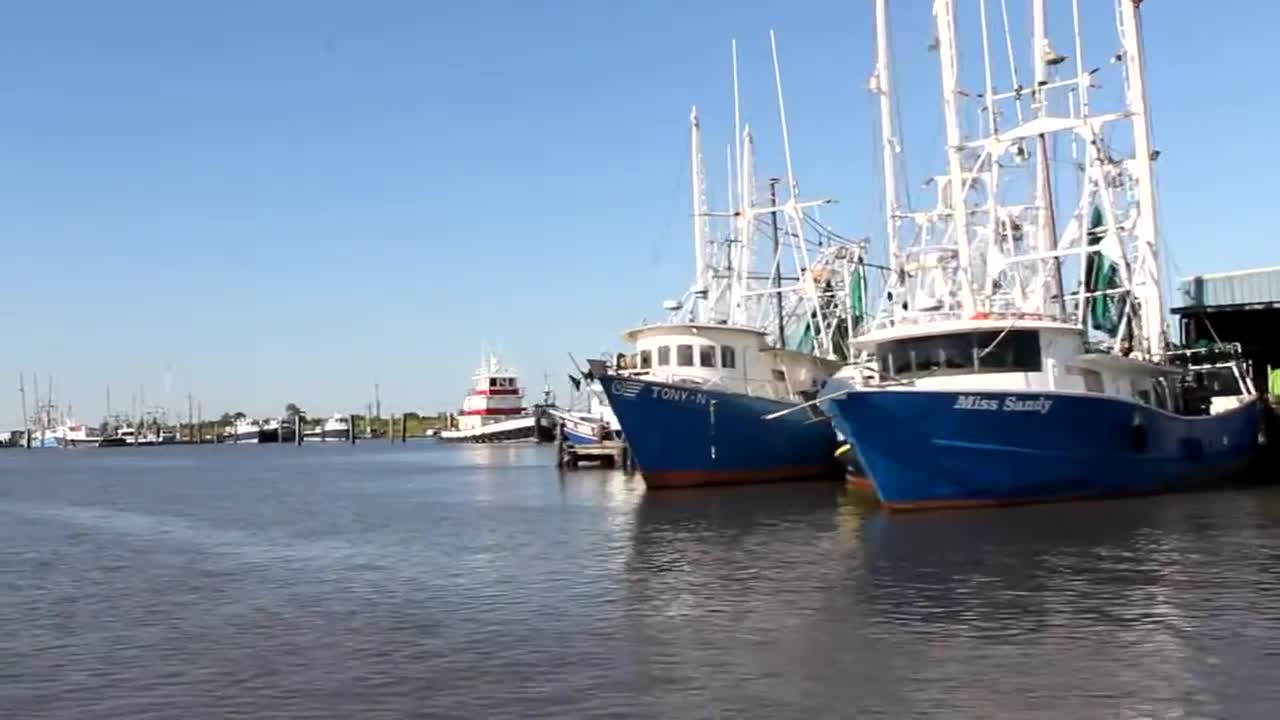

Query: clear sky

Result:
[1,1,1272,427]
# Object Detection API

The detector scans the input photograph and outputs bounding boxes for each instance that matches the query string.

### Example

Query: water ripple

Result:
[1,444,1278,717]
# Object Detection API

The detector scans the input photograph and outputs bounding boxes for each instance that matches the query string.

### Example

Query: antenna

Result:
[731,39,743,212]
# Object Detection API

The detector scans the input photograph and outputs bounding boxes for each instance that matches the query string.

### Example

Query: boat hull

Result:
[822,388,1262,510]
[438,413,556,444]
[548,409,614,446]
[304,429,350,442]
[598,373,840,488]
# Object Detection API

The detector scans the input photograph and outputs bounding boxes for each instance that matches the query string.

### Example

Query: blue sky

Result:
[0,1,1272,426]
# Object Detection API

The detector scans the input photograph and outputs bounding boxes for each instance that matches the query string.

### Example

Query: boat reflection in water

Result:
[851,491,1279,716]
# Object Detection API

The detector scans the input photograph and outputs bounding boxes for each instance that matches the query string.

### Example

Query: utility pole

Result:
[768,177,786,348]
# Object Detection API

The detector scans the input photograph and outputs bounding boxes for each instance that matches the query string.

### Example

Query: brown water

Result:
[3,442,1280,718]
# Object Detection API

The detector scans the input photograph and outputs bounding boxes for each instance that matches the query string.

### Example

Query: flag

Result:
[568,374,581,392]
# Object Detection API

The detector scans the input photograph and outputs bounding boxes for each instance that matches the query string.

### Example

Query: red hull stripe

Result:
[642,464,839,488]
[470,389,521,396]
[881,492,1107,512]
[845,475,878,496]
[460,408,525,416]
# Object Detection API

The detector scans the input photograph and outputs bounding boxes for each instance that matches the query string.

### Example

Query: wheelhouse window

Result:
[877,330,1043,380]
[699,345,716,368]
[639,350,652,369]
[657,346,671,366]
[720,346,736,369]
[676,344,694,367]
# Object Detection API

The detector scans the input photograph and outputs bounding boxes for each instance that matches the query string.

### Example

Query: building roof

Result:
[1172,265,1280,312]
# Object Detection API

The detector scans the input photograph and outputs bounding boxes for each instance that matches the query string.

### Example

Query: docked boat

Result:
[590,87,868,487]
[59,422,103,448]
[595,325,844,487]
[816,0,1260,510]
[304,413,351,442]
[258,417,297,443]
[223,417,261,444]
[99,423,138,447]
[439,355,556,443]
[548,377,619,446]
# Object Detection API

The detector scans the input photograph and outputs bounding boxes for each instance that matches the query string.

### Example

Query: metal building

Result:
[1171,265,1280,394]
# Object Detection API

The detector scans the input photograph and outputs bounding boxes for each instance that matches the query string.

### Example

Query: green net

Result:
[1085,206,1125,336]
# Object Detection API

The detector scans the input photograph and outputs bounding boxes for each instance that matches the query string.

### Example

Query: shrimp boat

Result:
[439,355,557,443]
[815,0,1260,509]
[595,42,870,488]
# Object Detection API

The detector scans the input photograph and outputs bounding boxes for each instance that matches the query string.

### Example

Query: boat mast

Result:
[769,30,830,350]
[18,374,28,447]
[933,0,976,315]
[689,106,710,323]
[32,374,41,437]
[1117,0,1166,357]
[1032,0,1065,317]
[872,0,901,261]
[735,124,756,327]
[731,39,743,214]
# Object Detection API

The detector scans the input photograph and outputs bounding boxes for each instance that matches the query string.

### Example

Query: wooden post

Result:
[295,414,303,446]
[388,415,395,444]
[400,414,407,443]
[348,415,356,444]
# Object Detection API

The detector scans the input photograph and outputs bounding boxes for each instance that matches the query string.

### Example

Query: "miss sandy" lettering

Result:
[953,395,1053,414]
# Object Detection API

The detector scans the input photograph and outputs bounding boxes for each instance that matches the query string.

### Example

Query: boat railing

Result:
[1166,342,1247,369]
[869,307,1071,334]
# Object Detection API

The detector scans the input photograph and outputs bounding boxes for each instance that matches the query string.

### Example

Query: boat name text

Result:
[650,386,708,405]
[953,395,1053,414]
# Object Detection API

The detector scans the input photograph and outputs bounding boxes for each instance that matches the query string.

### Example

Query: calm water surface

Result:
[3,442,1280,718]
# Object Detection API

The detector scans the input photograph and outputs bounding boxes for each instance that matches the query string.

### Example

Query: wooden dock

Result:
[556,437,633,471]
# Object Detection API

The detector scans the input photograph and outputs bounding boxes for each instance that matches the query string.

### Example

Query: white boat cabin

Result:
[847,315,1202,414]
[454,355,528,432]
[616,323,839,402]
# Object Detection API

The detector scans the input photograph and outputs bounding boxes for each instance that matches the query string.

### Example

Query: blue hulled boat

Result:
[579,100,867,487]
[592,323,843,488]
[823,346,1261,510]
[816,0,1264,509]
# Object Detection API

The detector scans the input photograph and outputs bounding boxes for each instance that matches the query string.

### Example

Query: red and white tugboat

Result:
[439,354,556,443]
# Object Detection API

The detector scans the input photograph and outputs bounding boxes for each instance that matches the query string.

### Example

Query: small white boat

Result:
[223,418,261,444]
[304,414,351,442]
